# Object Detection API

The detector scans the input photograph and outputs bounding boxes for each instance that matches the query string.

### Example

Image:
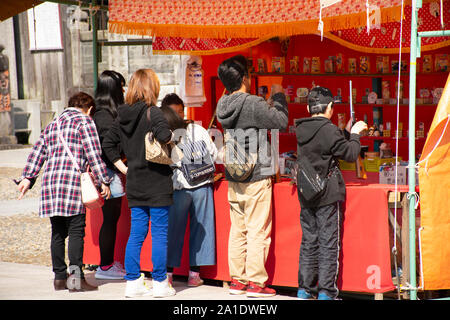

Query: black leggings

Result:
[50,214,86,280]
[99,197,122,267]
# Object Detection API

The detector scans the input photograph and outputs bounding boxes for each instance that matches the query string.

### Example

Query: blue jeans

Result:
[105,167,125,199]
[167,184,216,268]
[124,206,169,281]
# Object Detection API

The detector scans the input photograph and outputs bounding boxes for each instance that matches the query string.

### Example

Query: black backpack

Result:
[178,134,215,186]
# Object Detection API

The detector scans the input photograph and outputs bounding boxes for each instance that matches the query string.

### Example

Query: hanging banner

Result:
[326,1,450,53]
[418,74,450,290]
[179,55,206,107]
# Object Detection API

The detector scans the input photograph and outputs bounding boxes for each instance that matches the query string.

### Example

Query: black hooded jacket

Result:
[93,107,118,171]
[295,116,361,208]
[103,101,173,207]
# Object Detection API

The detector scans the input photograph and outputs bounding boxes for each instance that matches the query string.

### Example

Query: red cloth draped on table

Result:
[84,177,406,293]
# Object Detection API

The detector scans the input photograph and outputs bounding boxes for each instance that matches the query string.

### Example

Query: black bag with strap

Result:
[297,155,340,202]
[297,155,327,201]
[178,131,215,186]
[297,122,337,201]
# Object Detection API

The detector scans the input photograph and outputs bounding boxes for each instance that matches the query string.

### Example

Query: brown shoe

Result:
[67,275,98,292]
[53,279,68,291]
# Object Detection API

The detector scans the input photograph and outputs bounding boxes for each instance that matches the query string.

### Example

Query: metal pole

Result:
[92,0,98,92]
[408,0,421,301]
[12,15,24,100]
[418,30,450,37]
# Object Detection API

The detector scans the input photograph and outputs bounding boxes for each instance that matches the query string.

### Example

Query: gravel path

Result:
[0,167,52,267]
[0,167,42,201]
[0,214,52,266]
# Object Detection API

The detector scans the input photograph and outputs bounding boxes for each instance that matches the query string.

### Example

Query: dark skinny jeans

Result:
[50,214,86,280]
[99,197,122,267]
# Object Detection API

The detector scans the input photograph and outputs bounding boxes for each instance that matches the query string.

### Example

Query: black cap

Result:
[307,86,334,114]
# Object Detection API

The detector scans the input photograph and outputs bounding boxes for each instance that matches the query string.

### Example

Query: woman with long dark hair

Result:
[93,70,128,280]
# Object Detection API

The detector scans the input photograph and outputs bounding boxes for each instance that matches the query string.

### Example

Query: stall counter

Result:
[83,172,409,293]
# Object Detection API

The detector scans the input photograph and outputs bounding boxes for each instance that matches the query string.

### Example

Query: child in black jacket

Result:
[295,87,367,300]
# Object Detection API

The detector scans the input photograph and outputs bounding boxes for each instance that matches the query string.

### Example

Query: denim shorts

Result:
[106,167,125,198]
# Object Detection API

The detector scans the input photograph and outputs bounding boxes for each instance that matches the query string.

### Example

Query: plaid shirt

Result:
[21,108,111,218]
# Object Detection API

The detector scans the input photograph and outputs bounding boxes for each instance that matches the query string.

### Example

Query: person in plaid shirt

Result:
[16,92,111,292]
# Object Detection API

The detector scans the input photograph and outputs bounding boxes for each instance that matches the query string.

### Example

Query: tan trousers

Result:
[228,178,273,287]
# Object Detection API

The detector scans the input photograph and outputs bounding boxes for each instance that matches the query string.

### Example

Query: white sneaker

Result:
[95,263,126,280]
[125,274,152,298]
[153,277,176,298]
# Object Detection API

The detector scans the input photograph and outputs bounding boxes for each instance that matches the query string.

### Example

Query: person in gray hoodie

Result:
[217,55,288,297]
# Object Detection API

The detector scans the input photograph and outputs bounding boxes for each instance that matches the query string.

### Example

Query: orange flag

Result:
[418,73,450,290]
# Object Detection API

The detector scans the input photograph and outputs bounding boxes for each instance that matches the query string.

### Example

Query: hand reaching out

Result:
[17,178,31,200]
[351,121,368,135]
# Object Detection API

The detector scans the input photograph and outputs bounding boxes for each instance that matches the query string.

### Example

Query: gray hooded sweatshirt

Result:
[217,92,288,182]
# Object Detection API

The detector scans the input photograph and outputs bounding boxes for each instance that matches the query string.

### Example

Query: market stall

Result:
[196,34,449,162]
[81,0,450,298]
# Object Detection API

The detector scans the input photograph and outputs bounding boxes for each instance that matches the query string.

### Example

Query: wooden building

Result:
[0,2,180,146]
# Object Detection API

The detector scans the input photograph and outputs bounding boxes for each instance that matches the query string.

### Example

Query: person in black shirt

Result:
[93,70,127,281]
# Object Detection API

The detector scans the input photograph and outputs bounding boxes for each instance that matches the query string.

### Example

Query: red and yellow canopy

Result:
[326,1,450,53]
[108,0,404,39]
[108,0,449,55]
